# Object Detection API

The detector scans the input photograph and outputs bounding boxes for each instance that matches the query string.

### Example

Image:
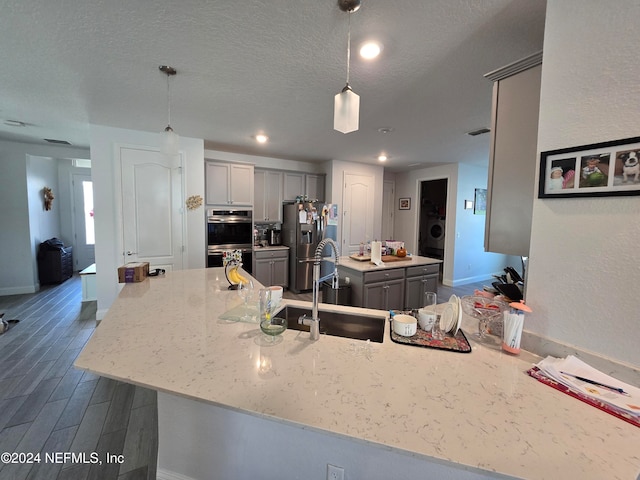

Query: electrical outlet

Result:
[327,464,345,480]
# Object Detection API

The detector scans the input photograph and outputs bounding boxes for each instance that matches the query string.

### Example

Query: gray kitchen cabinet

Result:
[404,264,439,309]
[205,161,254,206]
[363,277,405,311]
[253,248,288,288]
[254,169,283,223]
[283,172,325,202]
[283,172,304,201]
[484,52,542,256]
[305,174,325,202]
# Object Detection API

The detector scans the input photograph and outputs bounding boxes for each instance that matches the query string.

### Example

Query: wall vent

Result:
[466,128,490,137]
[44,138,72,145]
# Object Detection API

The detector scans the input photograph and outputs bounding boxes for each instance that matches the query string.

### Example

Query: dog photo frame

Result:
[539,135,640,198]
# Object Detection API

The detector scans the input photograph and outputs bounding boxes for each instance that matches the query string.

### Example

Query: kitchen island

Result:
[337,254,442,310]
[74,268,640,480]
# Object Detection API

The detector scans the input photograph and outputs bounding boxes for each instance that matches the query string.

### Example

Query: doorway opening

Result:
[418,179,448,278]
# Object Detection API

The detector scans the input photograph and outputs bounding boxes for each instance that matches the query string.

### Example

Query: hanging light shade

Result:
[334,84,360,134]
[334,0,361,134]
[159,65,179,156]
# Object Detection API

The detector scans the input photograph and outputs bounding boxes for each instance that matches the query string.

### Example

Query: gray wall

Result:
[0,140,89,295]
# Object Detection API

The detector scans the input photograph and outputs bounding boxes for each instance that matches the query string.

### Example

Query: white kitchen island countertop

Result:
[338,254,442,272]
[74,268,640,480]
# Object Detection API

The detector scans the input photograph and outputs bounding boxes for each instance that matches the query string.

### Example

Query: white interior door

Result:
[381,180,395,241]
[342,173,375,254]
[121,147,184,271]
[72,173,95,270]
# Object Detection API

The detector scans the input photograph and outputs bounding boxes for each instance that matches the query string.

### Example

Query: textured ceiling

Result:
[0,0,546,170]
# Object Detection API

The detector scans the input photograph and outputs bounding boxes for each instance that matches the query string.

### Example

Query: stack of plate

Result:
[440,294,462,335]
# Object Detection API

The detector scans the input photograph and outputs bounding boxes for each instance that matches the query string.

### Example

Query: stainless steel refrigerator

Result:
[282,202,338,293]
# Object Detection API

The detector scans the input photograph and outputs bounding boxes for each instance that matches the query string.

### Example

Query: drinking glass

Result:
[238,280,254,322]
[255,289,287,345]
[423,292,437,309]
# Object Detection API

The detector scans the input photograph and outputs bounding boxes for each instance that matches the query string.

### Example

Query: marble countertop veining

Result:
[74,268,640,480]
[338,254,442,272]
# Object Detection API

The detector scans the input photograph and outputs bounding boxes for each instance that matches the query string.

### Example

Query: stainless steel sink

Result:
[276,305,386,343]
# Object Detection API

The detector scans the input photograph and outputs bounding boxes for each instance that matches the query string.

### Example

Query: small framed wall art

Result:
[539,135,640,198]
[399,198,411,210]
[473,189,487,215]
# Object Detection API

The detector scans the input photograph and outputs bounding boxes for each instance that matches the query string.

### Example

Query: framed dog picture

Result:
[539,135,640,198]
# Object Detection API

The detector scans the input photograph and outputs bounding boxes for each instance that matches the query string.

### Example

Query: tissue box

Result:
[385,241,405,255]
[117,262,149,283]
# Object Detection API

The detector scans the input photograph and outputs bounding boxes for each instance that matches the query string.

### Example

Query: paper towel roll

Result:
[371,241,382,265]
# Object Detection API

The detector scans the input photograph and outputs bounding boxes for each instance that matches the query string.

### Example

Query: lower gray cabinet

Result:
[338,262,439,310]
[404,264,439,309]
[254,249,289,288]
[363,278,405,311]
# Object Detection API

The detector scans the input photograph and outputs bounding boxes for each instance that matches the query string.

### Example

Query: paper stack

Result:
[528,355,640,427]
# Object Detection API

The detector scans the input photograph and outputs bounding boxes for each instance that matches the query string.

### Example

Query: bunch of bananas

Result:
[227,265,249,285]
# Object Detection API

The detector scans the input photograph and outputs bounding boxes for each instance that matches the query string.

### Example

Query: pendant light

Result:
[333,0,361,134]
[159,65,179,156]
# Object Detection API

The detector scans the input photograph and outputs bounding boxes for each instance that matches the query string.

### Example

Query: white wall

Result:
[0,140,90,295]
[90,125,204,319]
[455,163,520,283]
[26,155,61,286]
[527,0,640,367]
[394,163,515,287]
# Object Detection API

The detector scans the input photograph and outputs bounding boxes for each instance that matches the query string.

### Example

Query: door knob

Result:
[126,251,137,256]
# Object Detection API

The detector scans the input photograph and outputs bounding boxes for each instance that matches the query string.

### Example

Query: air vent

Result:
[44,138,72,145]
[467,128,490,137]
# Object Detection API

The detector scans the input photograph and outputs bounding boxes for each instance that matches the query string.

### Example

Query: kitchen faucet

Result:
[298,238,340,340]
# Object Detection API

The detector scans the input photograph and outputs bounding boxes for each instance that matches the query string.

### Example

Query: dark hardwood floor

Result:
[0,275,157,480]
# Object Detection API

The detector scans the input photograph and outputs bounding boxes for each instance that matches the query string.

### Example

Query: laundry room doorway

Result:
[418,179,448,278]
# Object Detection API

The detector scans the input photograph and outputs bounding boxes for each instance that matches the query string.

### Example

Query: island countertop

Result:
[338,254,442,272]
[74,268,640,480]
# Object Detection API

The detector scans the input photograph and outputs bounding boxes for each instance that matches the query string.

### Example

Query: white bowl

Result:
[393,314,417,337]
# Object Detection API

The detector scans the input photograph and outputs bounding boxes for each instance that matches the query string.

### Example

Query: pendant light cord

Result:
[346,11,352,86]
[166,73,172,129]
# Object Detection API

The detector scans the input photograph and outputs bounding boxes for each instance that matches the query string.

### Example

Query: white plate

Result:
[452,296,463,335]
[439,303,455,332]
[447,295,460,333]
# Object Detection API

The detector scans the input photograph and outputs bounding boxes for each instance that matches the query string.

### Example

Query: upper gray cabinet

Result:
[484,52,542,257]
[254,169,283,223]
[205,161,254,206]
[283,172,325,202]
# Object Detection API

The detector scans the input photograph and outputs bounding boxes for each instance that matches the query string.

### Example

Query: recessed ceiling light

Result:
[377,154,388,162]
[377,127,394,134]
[360,41,382,60]
[255,134,269,144]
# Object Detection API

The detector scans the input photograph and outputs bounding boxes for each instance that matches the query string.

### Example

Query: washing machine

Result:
[426,216,446,250]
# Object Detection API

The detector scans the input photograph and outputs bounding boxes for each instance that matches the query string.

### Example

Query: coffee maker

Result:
[268,228,282,246]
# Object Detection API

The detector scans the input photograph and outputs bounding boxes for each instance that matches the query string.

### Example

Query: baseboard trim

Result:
[0,285,37,296]
[157,468,197,480]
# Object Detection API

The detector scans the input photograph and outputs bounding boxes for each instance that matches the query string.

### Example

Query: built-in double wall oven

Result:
[206,209,253,273]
